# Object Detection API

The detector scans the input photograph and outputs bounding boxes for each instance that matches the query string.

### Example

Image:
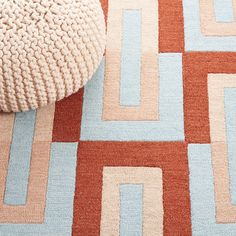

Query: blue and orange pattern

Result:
[1,0,236,235]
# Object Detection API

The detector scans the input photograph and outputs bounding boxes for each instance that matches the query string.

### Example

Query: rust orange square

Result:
[72,142,191,236]
[183,52,236,143]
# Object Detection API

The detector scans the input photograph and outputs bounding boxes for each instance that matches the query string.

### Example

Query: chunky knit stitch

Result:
[0,0,106,112]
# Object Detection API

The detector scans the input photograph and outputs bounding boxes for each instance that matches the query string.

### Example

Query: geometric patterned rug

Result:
[1,0,236,235]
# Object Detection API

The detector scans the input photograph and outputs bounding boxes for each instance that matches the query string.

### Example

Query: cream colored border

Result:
[208,74,236,223]
[0,104,55,223]
[100,167,163,236]
[200,0,236,36]
[103,0,159,121]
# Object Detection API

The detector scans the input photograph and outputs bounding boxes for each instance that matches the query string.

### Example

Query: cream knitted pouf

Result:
[0,0,106,112]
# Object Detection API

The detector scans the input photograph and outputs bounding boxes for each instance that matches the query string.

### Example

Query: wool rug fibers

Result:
[0,0,236,235]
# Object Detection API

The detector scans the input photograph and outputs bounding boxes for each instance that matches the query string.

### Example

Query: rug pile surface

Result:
[1,0,236,235]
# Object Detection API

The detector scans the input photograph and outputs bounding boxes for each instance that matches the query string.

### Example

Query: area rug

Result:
[1,0,236,235]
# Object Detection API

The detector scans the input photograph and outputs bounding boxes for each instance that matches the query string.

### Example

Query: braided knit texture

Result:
[0,0,106,112]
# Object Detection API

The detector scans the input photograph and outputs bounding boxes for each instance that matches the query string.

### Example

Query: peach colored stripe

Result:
[100,167,163,236]
[0,113,15,142]
[208,74,236,142]
[211,142,236,223]
[200,0,236,36]
[0,106,55,223]
[103,0,159,121]
[0,142,51,223]
[34,104,55,142]
[208,74,236,223]
[0,142,11,203]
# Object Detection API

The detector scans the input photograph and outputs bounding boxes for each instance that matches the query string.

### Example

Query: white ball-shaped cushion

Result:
[0,0,106,112]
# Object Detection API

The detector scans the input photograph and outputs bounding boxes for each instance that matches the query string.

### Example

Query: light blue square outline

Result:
[80,53,184,141]
[224,88,236,204]
[188,144,236,235]
[0,143,78,236]
[183,0,236,52]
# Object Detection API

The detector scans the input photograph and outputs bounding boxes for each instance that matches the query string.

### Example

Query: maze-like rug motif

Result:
[1,0,236,235]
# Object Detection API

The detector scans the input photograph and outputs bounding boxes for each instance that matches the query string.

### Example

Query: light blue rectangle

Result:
[224,88,236,204]
[183,0,236,51]
[120,184,143,236]
[214,0,234,22]
[120,10,141,106]
[0,142,78,236]
[188,144,236,235]
[4,110,36,205]
[80,53,184,141]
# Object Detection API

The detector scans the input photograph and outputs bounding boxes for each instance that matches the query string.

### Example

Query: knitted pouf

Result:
[0,0,106,112]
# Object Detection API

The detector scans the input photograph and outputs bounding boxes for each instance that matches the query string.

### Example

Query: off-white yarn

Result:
[0,0,106,112]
